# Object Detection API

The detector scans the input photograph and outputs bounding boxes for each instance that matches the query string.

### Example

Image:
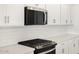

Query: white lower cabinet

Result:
[56,42,68,54]
[56,37,79,54]
[68,39,76,54]
[74,38,79,53]
[68,38,79,54]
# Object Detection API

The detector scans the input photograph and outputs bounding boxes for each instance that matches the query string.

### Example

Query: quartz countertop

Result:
[0,33,79,54]
[0,44,35,54]
[47,33,79,44]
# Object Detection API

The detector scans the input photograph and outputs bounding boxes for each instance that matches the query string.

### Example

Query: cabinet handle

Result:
[5,50,8,53]
[7,16,9,23]
[73,44,75,47]
[53,19,56,23]
[78,41,79,46]
[4,16,9,24]
[66,20,68,24]
[4,16,6,24]
[62,49,64,53]
[70,20,72,23]
[35,4,39,6]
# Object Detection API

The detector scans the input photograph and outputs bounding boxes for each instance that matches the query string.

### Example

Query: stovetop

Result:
[18,38,57,49]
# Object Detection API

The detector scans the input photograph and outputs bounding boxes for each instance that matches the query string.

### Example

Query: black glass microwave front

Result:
[24,7,47,25]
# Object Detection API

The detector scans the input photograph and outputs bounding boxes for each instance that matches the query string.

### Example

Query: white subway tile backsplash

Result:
[0,25,68,47]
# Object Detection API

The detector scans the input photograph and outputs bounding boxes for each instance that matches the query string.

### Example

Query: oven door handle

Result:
[39,48,55,54]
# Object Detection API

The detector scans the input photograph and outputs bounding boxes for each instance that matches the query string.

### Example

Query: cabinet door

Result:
[68,39,76,54]
[6,4,24,26]
[61,4,71,25]
[75,38,79,53]
[47,4,60,25]
[66,5,72,24]
[0,5,6,26]
[77,38,79,53]
[56,42,68,54]
[56,44,64,54]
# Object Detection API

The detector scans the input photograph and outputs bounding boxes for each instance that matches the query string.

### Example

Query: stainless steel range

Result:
[18,38,57,54]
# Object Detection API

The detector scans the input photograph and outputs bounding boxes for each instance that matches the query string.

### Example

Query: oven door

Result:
[34,45,56,54]
[39,48,56,54]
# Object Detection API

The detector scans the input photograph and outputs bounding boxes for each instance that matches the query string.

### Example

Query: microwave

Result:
[24,7,47,25]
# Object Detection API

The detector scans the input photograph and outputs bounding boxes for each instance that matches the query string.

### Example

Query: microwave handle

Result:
[44,12,47,24]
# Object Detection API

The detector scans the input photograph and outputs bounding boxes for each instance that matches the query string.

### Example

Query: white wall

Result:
[0,25,68,47]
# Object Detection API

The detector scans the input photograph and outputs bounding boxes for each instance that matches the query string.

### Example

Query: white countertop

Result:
[47,33,79,44]
[0,44,35,54]
[0,33,79,54]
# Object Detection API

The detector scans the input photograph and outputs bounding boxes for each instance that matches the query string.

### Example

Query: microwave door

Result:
[34,11,38,24]
[28,10,35,25]
[37,11,44,25]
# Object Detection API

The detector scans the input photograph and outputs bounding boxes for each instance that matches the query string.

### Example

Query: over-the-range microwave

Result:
[24,7,48,25]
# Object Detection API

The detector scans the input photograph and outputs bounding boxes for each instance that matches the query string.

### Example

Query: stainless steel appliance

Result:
[18,39,57,54]
[24,7,47,25]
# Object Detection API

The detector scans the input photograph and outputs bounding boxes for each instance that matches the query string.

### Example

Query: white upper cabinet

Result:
[46,4,72,25]
[6,4,24,26]
[0,4,73,26]
[46,4,60,25]
[0,4,24,26]
[66,5,72,24]
[60,4,71,25]
[0,5,7,26]
[60,5,68,24]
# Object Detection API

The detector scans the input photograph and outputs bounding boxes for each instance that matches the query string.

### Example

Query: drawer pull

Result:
[62,49,64,53]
